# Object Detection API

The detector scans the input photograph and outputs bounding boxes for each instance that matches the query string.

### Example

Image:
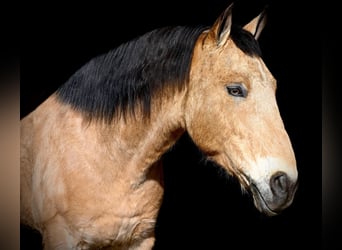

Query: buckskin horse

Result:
[21,4,298,249]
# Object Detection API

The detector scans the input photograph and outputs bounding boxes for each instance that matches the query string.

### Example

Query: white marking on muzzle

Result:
[246,156,297,186]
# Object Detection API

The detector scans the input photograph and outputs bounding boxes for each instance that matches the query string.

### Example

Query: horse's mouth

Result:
[249,183,278,216]
[237,172,278,216]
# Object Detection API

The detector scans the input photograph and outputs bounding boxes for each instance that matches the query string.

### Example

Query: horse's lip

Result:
[226,164,279,216]
[237,172,278,216]
[249,183,278,216]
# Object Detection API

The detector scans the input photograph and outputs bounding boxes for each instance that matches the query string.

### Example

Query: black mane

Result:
[56,25,261,122]
[56,26,206,122]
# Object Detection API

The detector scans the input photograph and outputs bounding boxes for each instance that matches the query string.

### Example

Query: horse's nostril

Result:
[268,172,291,211]
[270,172,289,195]
[266,171,298,212]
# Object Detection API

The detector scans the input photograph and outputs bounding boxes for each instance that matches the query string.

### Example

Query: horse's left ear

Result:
[243,9,267,40]
[210,3,234,47]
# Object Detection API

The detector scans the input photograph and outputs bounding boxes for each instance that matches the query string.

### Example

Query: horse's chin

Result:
[249,183,279,216]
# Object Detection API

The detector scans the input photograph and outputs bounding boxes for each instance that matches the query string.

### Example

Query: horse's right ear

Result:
[243,8,267,40]
[209,3,234,47]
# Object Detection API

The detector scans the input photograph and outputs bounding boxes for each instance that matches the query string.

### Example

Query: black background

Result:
[21,0,321,249]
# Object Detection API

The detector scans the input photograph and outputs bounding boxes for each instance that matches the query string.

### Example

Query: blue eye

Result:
[226,84,247,98]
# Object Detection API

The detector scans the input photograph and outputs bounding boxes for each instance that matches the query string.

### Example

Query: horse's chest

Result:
[79,215,155,247]
[74,184,163,248]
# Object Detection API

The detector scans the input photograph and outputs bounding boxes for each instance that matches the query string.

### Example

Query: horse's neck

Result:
[97,91,186,175]
[28,93,186,187]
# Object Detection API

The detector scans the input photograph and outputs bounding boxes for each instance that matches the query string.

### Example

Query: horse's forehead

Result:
[224,43,274,85]
[225,44,260,68]
[230,55,269,79]
[192,37,275,86]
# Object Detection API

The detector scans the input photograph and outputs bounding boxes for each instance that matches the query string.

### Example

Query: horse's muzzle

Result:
[250,171,298,216]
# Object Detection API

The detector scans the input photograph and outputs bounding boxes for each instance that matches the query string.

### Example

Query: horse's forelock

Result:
[230,25,262,57]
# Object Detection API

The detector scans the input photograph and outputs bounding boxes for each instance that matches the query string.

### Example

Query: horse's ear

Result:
[243,9,267,40]
[210,3,234,47]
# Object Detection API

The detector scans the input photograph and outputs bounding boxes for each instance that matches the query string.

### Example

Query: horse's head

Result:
[185,4,298,216]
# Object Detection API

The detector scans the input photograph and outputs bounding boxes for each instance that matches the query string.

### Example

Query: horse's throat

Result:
[126,123,184,174]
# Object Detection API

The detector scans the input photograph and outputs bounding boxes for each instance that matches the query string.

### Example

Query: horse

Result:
[20,4,298,249]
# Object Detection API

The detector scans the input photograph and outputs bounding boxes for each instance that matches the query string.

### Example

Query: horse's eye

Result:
[226,85,247,98]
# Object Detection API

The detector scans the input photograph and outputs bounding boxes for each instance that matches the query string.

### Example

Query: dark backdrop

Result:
[21,0,321,249]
